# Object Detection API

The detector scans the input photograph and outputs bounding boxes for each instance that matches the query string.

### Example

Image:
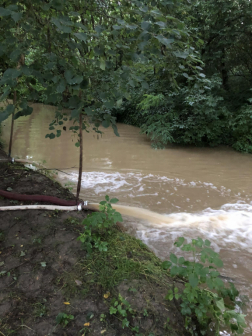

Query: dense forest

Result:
[0,0,252,152]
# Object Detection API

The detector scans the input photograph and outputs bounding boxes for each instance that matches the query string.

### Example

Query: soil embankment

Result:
[0,149,188,336]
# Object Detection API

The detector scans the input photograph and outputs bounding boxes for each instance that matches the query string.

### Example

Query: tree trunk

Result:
[76,112,83,203]
[8,91,16,157]
[8,54,25,157]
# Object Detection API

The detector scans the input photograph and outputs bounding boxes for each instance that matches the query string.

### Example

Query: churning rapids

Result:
[2,103,252,334]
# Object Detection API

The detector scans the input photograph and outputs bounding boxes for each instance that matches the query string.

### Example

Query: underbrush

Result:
[75,196,247,335]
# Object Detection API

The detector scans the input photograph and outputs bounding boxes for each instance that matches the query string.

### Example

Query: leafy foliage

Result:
[162,237,247,335]
[109,294,135,329]
[111,0,252,152]
[55,312,74,328]
[77,195,122,254]
[0,0,194,137]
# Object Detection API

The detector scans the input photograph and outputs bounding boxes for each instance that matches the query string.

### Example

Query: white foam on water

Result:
[63,170,235,199]
[62,171,252,252]
[133,201,252,254]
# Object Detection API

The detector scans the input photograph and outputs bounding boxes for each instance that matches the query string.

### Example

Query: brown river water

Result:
[1,103,252,334]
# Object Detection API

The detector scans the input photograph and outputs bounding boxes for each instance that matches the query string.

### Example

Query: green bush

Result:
[112,76,252,153]
[77,195,123,254]
[162,237,246,335]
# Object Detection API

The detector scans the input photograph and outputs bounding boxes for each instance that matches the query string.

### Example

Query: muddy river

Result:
[1,103,252,334]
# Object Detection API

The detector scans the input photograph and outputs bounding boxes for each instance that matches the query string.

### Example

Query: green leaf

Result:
[175,237,185,247]
[151,9,162,16]
[105,195,109,202]
[178,257,185,264]
[11,12,22,22]
[173,51,189,59]
[156,35,174,46]
[113,212,123,223]
[71,75,83,84]
[51,18,72,33]
[68,96,81,108]
[110,198,119,204]
[64,70,74,83]
[45,133,55,140]
[204,239,211,246]
[56,312,65,324]
[141,21,151,31]
[14,106,33,120]
[112,124,120,137]
[102,120,110,128]
[0,88,11,102]
[170,253,177,264]
[0,104,15,123]
[74,32,87,42]
[112,25,122,30]
[100,59,106,71]
[109,306,117,314]
[0,7,11,16]
[155,21,166,28]
[122,318,129,328]
[141,81,149,89]
[213,258,223,268]
[170,266,179,275]
[188,273,199,288]
[0,68,20,85]
[213,277,224,289]
[56,80,66,93]
[10,49,22,62]
[236,314,247,327]
[104,101,114,109]
[161,261,172,270]
[165,292,173,300]
[216,298,225,312]
[56,130,61,137]
[116,99,123,107]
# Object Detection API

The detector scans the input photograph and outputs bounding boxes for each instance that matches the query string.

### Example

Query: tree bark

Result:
[8,91,16,157]
[8,54,25,157]
[76,112,83,203]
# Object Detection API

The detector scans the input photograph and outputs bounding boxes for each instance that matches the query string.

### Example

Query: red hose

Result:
[0,190,77,206]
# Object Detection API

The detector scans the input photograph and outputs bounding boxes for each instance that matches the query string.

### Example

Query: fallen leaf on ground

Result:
[84,322,90,326]
[64,302,70,305]
[103,292,110,299]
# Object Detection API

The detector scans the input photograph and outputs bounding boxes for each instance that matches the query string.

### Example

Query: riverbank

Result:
[0,149,189,336]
